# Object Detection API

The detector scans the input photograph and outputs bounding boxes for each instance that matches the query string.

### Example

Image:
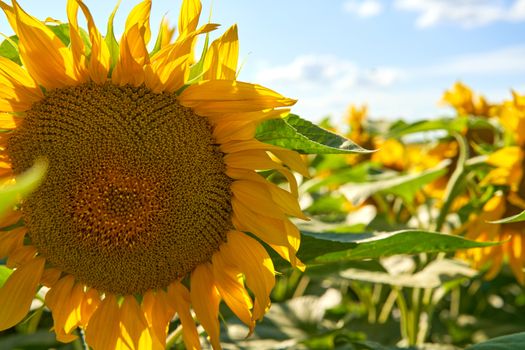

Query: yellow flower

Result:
[442,81,491,117]
[371,138,406,170]
[459,146,525,284]
[345,104,369,145]
[499,91,525,146]
[483,146,523,191]
[458,193,525,284]
[0,1,308,349]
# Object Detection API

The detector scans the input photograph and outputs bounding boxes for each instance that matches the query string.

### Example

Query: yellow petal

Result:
[40,267,62,287]
[142,290,175,347]
[231,180,285,219]
[203,25,238,81]
[0,227,26,259]
[232,202,303,271]
[0,113,19,129]
[487,146,522,168]
[66,0,88,81]
[145,23,217,93]
[167,282,201,350]
[6,244,37,268]
[270,149,310,177]
[0,209,22,228]
[158,17,175,48]
[213,120,256,143]
[75,0,110,83]
[205,108,289,124]
[225,168,306,219]
[211,250,254,330]
[231,199,289,249]
[178,80,296,116]
[125,0,152,44]
[10,0,80,88]
[112,24,147,86]
[0,257,44,331]
[85,294,120,350]
[220,231,275,321]
[191,264,222,350]
[120,295,162,350]
[79,288,100,326]
[221,140,309,177]
[0,57,43,112]
[178,0,202,36]
[283,219,305,271]
[0,1,17,31]
[45,275,75,338]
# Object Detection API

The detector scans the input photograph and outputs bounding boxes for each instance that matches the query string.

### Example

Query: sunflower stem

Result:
[77,328,89,350]
[166,325,184,349]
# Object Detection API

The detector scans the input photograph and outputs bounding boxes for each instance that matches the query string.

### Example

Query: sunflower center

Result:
[7,82,233,295]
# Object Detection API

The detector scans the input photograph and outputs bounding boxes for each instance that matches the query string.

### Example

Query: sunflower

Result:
[442,81,492,117]
[0,0,308,349]
[458,146,525,284]
[458,92,525,284]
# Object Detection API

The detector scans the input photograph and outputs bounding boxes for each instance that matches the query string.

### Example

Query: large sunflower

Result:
[0,0,308,349]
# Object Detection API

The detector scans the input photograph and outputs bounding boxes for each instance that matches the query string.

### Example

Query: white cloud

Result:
[248,45,525,123]
[394,0,525,28]
[256,55,403,89]
[343,0,384,18]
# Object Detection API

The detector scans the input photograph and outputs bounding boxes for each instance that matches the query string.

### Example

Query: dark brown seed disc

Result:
[7,82,233,295]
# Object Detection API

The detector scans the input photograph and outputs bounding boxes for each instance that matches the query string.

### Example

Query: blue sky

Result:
[4,0,525,124]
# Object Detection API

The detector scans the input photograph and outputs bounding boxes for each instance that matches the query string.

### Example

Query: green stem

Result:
[378,288,398,324]
[434,133,469,232]
[78,328,89,350]
[165,325,184,349]
[395,287,410,344]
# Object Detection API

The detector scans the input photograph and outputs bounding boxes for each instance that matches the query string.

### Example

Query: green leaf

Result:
[0,265,13,288]
[256,114,371,154]
[150,17,166,57]
[0,159,47,216]
[303,162,374,193]
[105,1,121,72]
[0,35,21,65]
[187,33,210,84]
[386,116,493,138]
[339,164,448,205]
[339,258,477,288]
[47,23,70,46]
[489,209,525,224]
[0,330,60,350]
[47,24,91,57]
[298,230,500,265]
[465,332,525,350]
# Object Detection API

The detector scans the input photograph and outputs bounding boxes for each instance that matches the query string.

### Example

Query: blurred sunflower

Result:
[0,0,308,349]
[458,92,525,284]
[442,81,492,117]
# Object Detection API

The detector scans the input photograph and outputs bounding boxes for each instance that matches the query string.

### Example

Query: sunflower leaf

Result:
[465,332,525,350]
[297,229,501,265]
[386,115,494,138]
[187,33,210,84]
[47,23,71,46]
[0,35,21,65]
[0,265,13,288]
[256,114,371,154]
[0,160,48,217]
[338,162,448,206]
[46,24,91,56]
[489,209,525,224]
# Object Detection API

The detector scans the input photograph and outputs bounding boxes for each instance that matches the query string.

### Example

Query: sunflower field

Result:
[0,0,524,349]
